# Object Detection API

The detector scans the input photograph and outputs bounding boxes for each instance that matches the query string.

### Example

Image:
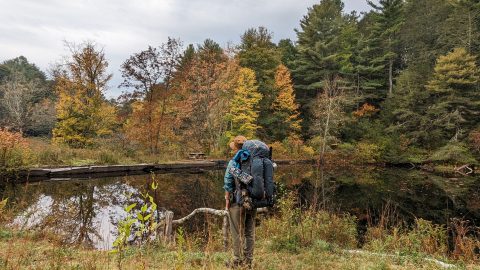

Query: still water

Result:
[1,165,479,249]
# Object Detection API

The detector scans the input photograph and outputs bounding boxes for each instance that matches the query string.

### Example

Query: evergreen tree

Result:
[383,0,452,148]
[277,39,297,70]
[366,0,404,96]
[238,27,281,139]
[271,64,302,140]
[293,0,354,138]
[425,48,480,144]
[226,68,262,140]
[440,0,480,56]
[352,13,388,104]
[294,0,348,95]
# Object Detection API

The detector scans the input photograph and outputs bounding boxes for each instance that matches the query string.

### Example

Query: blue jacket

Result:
[223,149,250,193]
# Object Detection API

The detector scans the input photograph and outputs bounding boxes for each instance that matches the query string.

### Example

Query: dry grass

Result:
[0,193,479,269]
[0,228,466,270]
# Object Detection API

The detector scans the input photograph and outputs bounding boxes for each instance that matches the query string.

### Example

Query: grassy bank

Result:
[1,194,479,269]
[0,229,463,270]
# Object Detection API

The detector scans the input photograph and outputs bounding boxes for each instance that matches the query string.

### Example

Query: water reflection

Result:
[1,166,479,249]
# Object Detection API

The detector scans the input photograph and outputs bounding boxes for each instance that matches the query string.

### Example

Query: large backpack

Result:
[239,140,275,208]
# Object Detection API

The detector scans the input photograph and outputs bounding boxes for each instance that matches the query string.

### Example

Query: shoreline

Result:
[2,159,315,182]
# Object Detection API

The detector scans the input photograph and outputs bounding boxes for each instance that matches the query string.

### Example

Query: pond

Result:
[1,165,479,250]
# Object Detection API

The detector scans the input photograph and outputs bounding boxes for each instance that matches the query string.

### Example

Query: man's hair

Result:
[232,135,247,150]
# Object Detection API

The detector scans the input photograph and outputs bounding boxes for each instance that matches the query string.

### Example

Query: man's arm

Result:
[223,160,236,209]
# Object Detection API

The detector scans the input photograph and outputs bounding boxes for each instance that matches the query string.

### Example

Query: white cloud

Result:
[0,0,373,98]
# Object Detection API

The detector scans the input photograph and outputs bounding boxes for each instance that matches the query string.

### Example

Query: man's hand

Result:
[225,192,230,210]
[225,199,230,210]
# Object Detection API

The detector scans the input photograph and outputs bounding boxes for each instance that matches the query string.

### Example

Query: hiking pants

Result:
[228,204,257,262]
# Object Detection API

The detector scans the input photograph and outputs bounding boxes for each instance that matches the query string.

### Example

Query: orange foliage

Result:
[353,103,379,118]
[0,128,28,167]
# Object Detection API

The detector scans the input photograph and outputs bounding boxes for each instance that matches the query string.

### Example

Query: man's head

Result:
[229,135,247,151]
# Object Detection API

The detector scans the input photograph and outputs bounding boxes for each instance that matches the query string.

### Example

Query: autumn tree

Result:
[0,56,55,135]
[175,39,239,153]
[271,64,302,140]
[52,42,116,148]
[425,48,480,144]
[226,67,262,140]
[238,27,281,139]
[119,38,182,153]
[311,77,350,161]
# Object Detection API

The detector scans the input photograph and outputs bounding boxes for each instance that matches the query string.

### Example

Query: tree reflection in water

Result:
[1,166,479,249]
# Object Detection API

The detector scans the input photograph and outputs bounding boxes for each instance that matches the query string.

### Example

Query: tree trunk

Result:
[388,59,393,95]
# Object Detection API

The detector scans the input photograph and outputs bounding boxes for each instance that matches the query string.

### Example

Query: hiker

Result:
[224,137,275,268]
[223,135,256,268]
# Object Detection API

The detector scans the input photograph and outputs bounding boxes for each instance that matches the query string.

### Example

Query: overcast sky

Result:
[0,0,374,98]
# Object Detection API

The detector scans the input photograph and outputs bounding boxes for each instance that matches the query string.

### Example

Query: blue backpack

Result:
[238,140,275,208]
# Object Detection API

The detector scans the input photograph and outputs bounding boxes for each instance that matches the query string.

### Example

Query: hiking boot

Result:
[225,259,243,269]
[243,259,253,269]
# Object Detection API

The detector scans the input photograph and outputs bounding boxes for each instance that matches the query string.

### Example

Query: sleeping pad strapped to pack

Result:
[239,140,275,208]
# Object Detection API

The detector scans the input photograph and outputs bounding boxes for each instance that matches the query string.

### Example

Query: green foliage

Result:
[0,56,55,135]
[429,142,477,165]
[365,218,448,258]
[293,0,352,97]
[425,48,480,144]
[353,141,383,164]
[262,193,357,254]
[277,39,297,69]
[238,27,281,140]
[113,176,159,259]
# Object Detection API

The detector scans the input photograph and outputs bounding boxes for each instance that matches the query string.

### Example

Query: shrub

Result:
[97,150,120,164]
[0,129,31,170]
[353,141,383,164]
[364,218,448,258]
[270,137,315,160]
[260,192,357,253]
[429,142,477,165]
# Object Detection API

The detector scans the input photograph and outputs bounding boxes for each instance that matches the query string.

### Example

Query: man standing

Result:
[223,135,256,269]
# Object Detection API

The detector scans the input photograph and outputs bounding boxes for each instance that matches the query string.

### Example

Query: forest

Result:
[1,0,480,169]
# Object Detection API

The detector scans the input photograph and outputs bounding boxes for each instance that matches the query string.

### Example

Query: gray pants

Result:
[228,204,257,262]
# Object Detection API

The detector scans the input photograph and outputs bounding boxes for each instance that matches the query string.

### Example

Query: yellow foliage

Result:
[52,43,116,148]
[226,67,262,140]
[272,64,302,138]
[426,47,479,93]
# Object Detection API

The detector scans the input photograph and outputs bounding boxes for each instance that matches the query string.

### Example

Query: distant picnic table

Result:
[188,152,206,160]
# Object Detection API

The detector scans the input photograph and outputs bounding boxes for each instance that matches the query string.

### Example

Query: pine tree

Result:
[271,64,302,140]
[277,39,297,70]
[238,27,281,139]
[440,0,480,56]
[52,42,116,148]
[425,48,480,143]
[293,0,355,138]
[226,68,262,140]
[366,0,404,97]
[294,0,349,95]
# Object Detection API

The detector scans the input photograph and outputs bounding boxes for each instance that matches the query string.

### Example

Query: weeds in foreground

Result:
[112,174,160,269]
[259,193,357,253]
[1,190,480,269]
[364,206,480,264]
